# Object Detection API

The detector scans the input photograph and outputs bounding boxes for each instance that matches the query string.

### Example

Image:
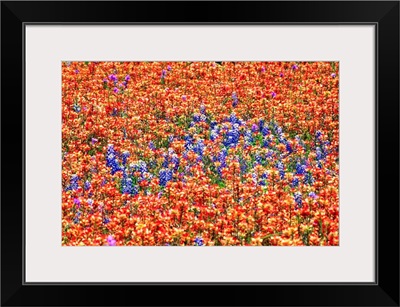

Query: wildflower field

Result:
[62,61,339,246]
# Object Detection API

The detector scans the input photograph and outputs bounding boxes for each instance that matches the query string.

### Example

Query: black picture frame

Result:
[1,1,399,306]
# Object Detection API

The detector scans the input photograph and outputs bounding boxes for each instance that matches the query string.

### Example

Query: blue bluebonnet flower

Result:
[193,113,201,122]
[149,141,156,150]
[73,103,81,113]
[135,160,148,174]
[243,129,254,147]
[218,148,228,168]
[239,157,247,174]
[111,108,118,116]
[224,125,240,148]
[106,144,116,164]
[261,125,270,136]
[292,177,299,187]
[210,128,219,141]
[84,180,91,190]
[65,174,79,191]
[159,168,173,187]
[228,112,240,125]
[73,211,81,224]
[258,119,265,131]
[160,69,167,79]
[316,130,322,139]
[294,192,302,208]
[162,153,169,168]
[296,162,306,175]
[171,154,180,172]
[255,152,262,165]
[259,172,269,186]
[184,135,194,151]
[278,135,288,145]
[303,172,314,185]
[316,147,323,160]
[232,92,238,107]
[286,143,293,153]
[193,139,205,158]
[200,104,206,114]
[266,150,274,160]
[121,151,130,165]
[216,149,228,178]
[122,178,138,195]
[106,144,121,175]
[274,123,283,135]
[251,123,258,133]
[276,161,285,179]
[262,136,271,148]
[252,173,258,185]
[103,217,110,224]
[194,237,204,246]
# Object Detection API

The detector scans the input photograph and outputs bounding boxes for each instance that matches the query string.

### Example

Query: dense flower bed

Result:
[62,61,339,246]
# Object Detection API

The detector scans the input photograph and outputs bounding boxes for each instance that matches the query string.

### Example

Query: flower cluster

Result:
[62,61,339,246]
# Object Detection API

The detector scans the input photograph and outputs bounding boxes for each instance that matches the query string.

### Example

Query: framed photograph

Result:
[1,1,399,306]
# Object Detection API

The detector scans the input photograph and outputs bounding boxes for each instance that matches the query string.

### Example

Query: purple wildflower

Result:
[107,235,117,246]
[108,74,118,82]
[309,192,317,199]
